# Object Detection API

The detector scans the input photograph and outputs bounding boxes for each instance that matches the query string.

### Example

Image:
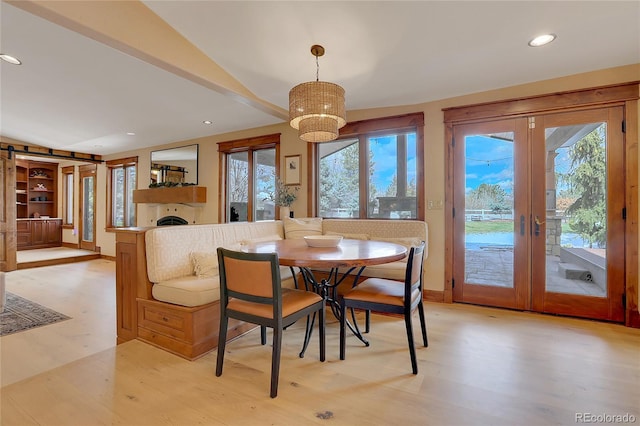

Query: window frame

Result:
[105,156,138,230]
[218,133,280,223]
[61,165,74,228]
[310,113,425,220]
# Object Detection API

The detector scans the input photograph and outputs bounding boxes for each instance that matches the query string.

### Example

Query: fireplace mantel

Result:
[133,186,207,205]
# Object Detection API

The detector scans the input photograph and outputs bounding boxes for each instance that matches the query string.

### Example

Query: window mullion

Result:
[359,135,368,218]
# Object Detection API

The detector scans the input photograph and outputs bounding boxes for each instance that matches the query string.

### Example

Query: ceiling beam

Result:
[7,0,289,121]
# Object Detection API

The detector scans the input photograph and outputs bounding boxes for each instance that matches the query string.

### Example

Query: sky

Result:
[464,134,573,195]
[370,134,417,192]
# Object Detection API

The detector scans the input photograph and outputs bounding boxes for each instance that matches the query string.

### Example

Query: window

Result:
[314,113,424,219]
[106,157,137,228]
[218,134,280,222]
[61,166,74,227]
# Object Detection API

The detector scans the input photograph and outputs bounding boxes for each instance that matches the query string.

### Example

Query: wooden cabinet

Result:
[16,219,62,250]
[16,160,58,219]
[15,160,62,250]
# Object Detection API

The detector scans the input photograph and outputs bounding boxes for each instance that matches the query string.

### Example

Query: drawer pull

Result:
[162,317,168,322]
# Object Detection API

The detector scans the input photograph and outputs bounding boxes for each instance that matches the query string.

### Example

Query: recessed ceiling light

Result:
[0,54,22,65]
[203,120,213,125]
[126,132,136,136]
[528,34,556,47]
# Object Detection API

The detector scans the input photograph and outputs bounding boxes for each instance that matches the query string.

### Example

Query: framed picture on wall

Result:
[284,155,301,185]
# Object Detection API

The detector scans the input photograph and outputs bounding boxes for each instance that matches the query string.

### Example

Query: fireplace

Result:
[157,216,189,226]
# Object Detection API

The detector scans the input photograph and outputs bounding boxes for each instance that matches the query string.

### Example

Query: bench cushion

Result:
[152,266,297,307]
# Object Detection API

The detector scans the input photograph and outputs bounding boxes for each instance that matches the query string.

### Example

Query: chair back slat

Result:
[222,256,274,298]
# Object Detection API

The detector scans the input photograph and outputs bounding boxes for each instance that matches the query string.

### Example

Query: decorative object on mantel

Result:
[148,182,197,188]
[289,44,346,143]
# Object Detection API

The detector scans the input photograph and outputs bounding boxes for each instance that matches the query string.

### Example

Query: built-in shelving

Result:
[16,160,58,219]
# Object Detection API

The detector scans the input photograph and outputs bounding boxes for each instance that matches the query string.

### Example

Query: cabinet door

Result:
[45,220,62,244]
[31,220,45,245]
[16,220,31,248]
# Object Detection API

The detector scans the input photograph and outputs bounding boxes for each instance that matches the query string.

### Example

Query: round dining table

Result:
[244,238,407,356]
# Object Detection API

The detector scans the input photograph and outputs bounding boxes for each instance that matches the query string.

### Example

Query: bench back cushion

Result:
[322,219,428,259]
[145,221,284,283]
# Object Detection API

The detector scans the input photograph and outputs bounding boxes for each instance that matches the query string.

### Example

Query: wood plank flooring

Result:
[1,260,639,425]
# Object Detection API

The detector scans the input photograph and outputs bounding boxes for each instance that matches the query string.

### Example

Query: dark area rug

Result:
[1,292,71,336]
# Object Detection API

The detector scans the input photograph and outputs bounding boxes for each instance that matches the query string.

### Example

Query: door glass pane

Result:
[112,168,124,227]
[82,176,94,242]
[64,173,73,225]
[126,165,136,226]
[254,149,275,221]
[318,138,359,218]
[545,123,607,297]
[227,151,248,222]
[464,132,515,287]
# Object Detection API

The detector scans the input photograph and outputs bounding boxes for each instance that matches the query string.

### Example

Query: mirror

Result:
[150,144,198,186]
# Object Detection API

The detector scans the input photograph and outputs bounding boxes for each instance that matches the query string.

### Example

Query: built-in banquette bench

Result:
[114,218,428,360]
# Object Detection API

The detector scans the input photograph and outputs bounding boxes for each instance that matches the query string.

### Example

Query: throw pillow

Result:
[284,217,323,239]
[190,251,219,278]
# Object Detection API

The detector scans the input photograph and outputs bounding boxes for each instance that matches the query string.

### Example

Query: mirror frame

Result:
[150,144,199,186]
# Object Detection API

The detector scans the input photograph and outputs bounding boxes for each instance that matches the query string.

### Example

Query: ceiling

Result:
[1,1,638,157]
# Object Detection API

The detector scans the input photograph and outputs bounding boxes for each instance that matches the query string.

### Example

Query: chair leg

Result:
[270,327,283,398]
[404,311,418,374]
[261,325,267,345]
[339,301,347,360]
[418,302,428,347]
[318,304,326,362]
[216,315,229,377]
[365,310,371,333]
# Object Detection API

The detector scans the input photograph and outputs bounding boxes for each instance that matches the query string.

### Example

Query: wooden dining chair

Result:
[339,242,427,374]
[216,248,326,398]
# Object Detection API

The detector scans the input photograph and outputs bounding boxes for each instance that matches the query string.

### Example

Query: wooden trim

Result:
[424,289,444,303]
[339,112,425,137]
[1,152,17,271]
[217,133,280,153]
[443,82,639,123]
[132,186,206,204]
[105,156,137,167]
[625,99,639,327]
[61,241,79,249]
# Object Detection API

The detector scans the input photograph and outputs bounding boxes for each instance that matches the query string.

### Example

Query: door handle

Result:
[534,215,545,236]
[520,215,525,236]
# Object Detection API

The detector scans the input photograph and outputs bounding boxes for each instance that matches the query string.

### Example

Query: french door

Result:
[452,106,625,322]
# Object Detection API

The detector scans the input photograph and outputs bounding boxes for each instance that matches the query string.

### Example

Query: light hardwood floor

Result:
[1,260,639,425]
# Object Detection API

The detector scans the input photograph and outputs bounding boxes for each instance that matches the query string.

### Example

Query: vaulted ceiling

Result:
[1,1,638,156]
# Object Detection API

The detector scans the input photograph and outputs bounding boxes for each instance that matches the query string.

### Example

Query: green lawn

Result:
[465,220,575,234]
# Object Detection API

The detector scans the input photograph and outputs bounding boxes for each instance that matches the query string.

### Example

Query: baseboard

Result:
[101,254,116,261]
[424,290,445,302]
[61,242,79,249]
[627,309,640,328]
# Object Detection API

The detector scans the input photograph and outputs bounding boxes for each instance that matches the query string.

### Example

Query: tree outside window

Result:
[316,113,424,219]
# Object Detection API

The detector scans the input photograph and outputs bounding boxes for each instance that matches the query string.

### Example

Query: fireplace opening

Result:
[157,216,189,226]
